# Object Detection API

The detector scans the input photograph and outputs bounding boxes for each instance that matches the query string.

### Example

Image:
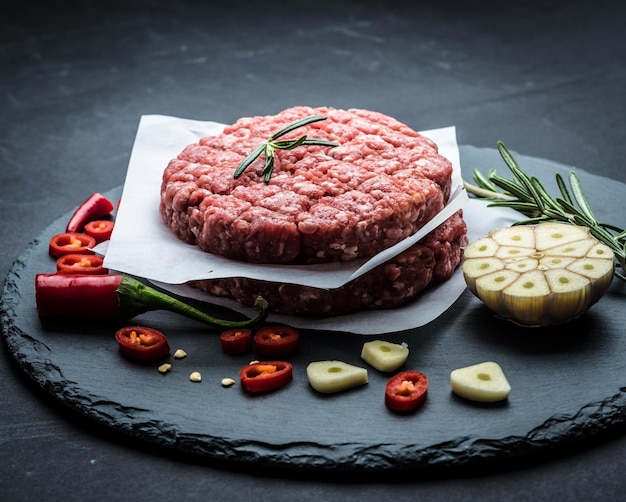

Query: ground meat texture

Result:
[190,211,467,316]
[160,106,454,265]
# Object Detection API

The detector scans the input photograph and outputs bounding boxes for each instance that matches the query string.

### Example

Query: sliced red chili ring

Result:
[56,254,108,275]
[254,325,300,358]
[384,371,429,412]
[49,232,96,258]
[220,328,252,355]
[115,325,170,362]
[84,220,115,243]
[239,361,293,393]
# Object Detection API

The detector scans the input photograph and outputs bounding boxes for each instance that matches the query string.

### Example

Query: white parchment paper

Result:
[102,114,520,334]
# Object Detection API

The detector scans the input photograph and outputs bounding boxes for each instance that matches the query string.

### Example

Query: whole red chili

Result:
[84,220,115,243]
[56,254,108,275]
[384,371,429,412]
[115,325,170,361]
[239,361,293,393]
[49,232,96,258]
[254,325,300,358]
[220,328,253,355]
[66,193,115,233]
[35,273,268,327]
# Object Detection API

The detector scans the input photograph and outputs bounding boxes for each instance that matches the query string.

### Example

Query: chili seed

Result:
[221,378,236,387]
[174,349,187,359]
[158,363,172,374]
[189,371,202,382]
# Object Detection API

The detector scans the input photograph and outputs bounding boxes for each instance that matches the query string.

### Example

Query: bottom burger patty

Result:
[190,211,467,316]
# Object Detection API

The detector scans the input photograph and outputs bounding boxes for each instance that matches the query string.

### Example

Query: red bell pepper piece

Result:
[35,273,268,327]
[66,193,115,233]
[239,361,293,393]
[49,232,96,258]
[115,325,170,361]
[253,325,300,358]
[84,220,115,243]
[56,254,108,275]
[220,328,253,355]
[384,371,429,412]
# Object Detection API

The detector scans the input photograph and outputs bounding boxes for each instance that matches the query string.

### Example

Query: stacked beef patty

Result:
[160,106,467,315]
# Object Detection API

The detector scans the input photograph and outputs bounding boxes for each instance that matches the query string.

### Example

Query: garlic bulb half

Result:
[462,222,614,326]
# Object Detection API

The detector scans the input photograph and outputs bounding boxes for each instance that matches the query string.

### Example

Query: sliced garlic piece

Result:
[450,361,511,402]
[306,360,368,394]
[361,340,409,372]
[462,222,614,326]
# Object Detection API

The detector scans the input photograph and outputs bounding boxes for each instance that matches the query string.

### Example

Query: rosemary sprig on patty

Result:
[234,115,339,183]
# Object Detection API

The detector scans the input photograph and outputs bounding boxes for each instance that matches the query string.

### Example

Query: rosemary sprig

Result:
[463,141,626,281]
[233,115,339,183]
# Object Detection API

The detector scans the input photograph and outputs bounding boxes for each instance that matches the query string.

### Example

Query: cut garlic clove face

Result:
[463,237,499,258]
[306,360,368,394]
[361,340,409,372]
[450,361,511,402]
[462,222,614,326]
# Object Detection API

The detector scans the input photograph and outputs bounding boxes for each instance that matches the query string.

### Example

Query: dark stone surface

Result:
[2,1,626,500]
[3,148,626,487]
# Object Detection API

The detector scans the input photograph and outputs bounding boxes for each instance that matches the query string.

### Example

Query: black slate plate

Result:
[2,146,626,477]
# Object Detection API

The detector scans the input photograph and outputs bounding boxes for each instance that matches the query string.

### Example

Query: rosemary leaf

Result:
[486,200,542,215]
[300,139,339,147]
[472,168,504,193]
[489,176,533,200]
[555,173,573,205]
[268,115,328,141]
[233,142,268,178]
[530,177,563,213]
[569,171,597,223]
[273,136,309,150]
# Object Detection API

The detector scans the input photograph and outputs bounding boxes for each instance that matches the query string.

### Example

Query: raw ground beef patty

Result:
[191,211,467,316]
[160,106,468,315]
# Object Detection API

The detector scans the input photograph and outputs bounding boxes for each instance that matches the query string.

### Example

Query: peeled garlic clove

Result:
[361,340,409,372]
[462,222,614,326]
[450,361,511,402]
[306,360,368,394]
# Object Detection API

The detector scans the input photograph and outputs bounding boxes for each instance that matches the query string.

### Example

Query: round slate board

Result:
[2,146,625,477]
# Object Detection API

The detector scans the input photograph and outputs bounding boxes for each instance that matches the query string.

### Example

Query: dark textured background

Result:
[2,0,626,500]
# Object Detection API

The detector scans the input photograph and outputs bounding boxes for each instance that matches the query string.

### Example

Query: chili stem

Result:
[117,275,268,328]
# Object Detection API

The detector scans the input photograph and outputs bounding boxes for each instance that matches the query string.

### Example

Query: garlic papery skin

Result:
[462,222,615,326]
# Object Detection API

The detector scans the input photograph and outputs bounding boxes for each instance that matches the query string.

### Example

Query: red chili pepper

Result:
[49,232,96,258]
[66,193,115,233]
[56,254,108,275]
[254,325,300,358]
[239,361,293,393]
[115,325,170,361]
[84,220,115,243]
[220,328,252,355]
[384,371,429,412]
[35,273,269,327]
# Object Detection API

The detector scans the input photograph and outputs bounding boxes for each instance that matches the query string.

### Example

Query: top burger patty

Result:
[160,106,453,264]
